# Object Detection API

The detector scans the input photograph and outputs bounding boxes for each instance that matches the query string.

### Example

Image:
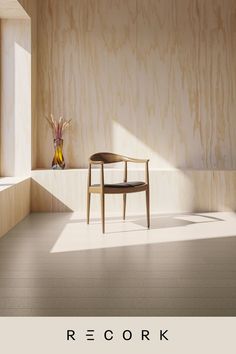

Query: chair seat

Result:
[92,181,145,188]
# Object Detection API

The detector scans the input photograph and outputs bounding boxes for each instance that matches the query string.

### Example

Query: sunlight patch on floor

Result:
[50,212,236,253]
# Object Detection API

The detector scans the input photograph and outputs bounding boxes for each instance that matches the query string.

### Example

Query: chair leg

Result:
[123,194,126,220]
[87,191,91,224]
[101,193,105,233]
[146,188,150,229]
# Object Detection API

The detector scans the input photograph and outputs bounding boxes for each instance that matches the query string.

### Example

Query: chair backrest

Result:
[90,152,127,164]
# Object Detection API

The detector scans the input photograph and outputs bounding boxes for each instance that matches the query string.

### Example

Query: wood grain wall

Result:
[37,0,236,169]
[0,178,30,238]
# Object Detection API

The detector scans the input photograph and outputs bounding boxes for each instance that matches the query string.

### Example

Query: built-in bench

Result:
[31,169,236,216]
[1,168,236,238]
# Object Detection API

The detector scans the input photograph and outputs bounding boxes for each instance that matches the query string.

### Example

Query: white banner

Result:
[0,317,235,354]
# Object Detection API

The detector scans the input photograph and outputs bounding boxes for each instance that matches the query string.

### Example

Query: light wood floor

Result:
[0,212,236,316]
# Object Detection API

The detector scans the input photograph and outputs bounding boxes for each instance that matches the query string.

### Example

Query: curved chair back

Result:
[90,152,127,164]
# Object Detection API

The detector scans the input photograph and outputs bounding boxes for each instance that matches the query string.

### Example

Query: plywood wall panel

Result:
[37,0,236,169]
[0,179,30,238]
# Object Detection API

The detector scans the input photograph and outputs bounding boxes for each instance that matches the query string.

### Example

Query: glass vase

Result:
[52,138,65,169]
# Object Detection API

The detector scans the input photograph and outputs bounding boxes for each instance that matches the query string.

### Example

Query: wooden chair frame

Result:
[87,152,150,233]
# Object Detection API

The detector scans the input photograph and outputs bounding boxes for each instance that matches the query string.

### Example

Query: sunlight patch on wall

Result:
[112,121,175,170]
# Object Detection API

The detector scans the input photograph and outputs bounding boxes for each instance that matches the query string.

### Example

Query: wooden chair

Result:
[87,152,150,233]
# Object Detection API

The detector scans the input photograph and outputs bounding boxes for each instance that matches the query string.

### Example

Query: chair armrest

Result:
[125,159,150,185]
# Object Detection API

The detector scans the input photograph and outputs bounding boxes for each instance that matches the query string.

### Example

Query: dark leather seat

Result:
[92,181,145,188]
